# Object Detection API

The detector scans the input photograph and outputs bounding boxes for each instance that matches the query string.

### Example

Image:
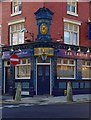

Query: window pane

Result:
[12,33,18,45]
[64,31,70,44]
[74,26,78,32]
[72,82,79,88]
[72,32,77,45]
[67,5,70,11]
[63,59,68,64]
[82,67,91,78]
[69,59,74,65]
[17,65,31,78]
[71,6,75,12]
[57,65,74,78]
[64,23,68,30]
[59,82,66,89]
[85,82,90,88]
[69,24,73,31]
[80,82,84,88]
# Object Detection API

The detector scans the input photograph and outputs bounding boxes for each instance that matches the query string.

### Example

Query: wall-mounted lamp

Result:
[11,48,14,52]
[40,48,48,61]
[41,52,47,61]
[87,48,90,53]
[77,48,81,52]
[18,48,21,52]
[68,47,71,51]
[21,28,34,42]
[56,36,63,42]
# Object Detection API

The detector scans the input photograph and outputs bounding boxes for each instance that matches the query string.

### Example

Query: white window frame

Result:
[11,0,22,16]
[82,60,91,79]
[15,58,31,79]
[64,21,80,46]
[67,0,78,16]
[10,23,24,45]
[57,58,76,79]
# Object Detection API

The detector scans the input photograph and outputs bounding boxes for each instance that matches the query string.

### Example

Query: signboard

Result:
[2,49,31,59]
[34,47,54,56]
[10,54,19,65]
[57,49,91,60]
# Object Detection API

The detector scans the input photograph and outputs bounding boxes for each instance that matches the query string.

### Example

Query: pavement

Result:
[0,94,91,104]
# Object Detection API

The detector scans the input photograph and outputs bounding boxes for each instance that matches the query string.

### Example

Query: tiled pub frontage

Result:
[2,6,91,96]
[2,42,91,96]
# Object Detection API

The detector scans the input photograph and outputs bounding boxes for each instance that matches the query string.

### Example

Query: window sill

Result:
[57,77,75,79]
[15,77,31,79]
[11,11,22,17]
[67,11,78,17]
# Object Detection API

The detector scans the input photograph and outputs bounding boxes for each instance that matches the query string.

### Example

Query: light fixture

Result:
[41,53,47,61]
[21,28,28,33]
[21,27,34,41]
[68,47,71,51]
[56,39,61,42]
[56,36,63,42]
[11,48,14,52]
[87,48,90,53]
[18,48,21,52]
[40,48,48,61]
[77,48,81,52]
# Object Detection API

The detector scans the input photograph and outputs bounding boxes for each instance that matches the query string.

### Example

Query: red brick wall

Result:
[2,2,43,45]
[2,2,91,47]
[45,2,91,47]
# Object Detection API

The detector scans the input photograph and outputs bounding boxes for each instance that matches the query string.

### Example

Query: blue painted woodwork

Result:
[76,60,82,79]
[5,67,11,93]
[34,7,54,41]
[51,56,55,90]
[37,65,50,95]
[88,22,91,40]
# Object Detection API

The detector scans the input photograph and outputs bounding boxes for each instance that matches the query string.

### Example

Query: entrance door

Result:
[37,65,50,95]
[5,67,12,94]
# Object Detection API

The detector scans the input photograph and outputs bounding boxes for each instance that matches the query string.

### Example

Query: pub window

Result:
[82,60,91,79]
[57,58,75,79]
[15,58,31,79]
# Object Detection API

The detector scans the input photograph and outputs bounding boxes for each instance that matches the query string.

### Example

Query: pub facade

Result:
[1,1,91,96]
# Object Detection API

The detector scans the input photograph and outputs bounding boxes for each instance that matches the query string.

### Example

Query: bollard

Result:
[15,82,21,101]
[13,87,16,100]
[67,82,73,102]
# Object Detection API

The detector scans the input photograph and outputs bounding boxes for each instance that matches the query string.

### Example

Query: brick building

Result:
[1,1,91,96]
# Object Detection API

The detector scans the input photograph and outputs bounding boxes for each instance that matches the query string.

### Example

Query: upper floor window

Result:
[64,23,79,45]
[10,23,24,45]
[11,0,22,16]
[67,0,78,16]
